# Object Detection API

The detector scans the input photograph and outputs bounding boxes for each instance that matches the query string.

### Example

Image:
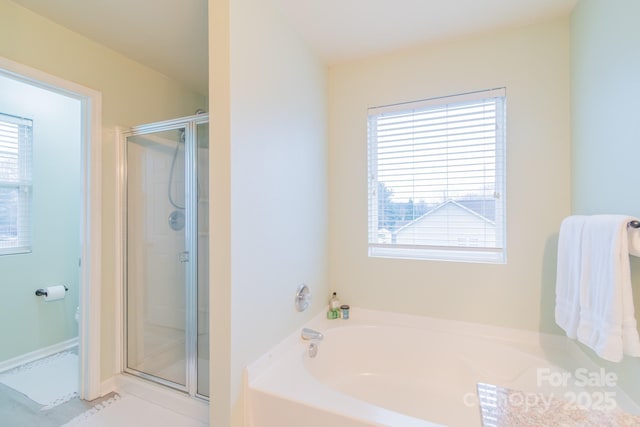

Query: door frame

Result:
[0,56,103,400]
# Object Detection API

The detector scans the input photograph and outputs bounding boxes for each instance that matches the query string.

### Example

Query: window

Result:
[367,88,506,263]
[0,113,33,255]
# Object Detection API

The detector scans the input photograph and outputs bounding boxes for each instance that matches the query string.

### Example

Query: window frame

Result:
[367,88,507,264]
[0,112,33,256]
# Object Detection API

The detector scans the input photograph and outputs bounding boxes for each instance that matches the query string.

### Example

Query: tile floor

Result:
[1,344,209,426]
[0,383,115,427]
[0,385,208,427]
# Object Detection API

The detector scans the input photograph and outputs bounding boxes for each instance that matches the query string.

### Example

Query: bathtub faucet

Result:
[301,328,323,341]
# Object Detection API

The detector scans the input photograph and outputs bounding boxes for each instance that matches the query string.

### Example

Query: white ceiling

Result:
[11,0,578,95]
[273,0,579,63]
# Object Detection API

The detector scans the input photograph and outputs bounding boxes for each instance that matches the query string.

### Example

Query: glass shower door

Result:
[125,127,189,389]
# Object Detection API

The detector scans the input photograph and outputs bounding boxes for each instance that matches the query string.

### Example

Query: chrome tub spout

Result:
[301,328,323,341]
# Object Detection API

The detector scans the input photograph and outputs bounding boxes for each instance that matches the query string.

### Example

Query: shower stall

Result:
[122,113,209,399]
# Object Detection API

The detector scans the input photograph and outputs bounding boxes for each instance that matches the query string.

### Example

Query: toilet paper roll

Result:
[43,285,67,302]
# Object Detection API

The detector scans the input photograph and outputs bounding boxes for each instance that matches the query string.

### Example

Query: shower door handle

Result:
[179,251,190,263]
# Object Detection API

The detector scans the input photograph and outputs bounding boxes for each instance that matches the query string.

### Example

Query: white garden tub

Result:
[246,308,640,427]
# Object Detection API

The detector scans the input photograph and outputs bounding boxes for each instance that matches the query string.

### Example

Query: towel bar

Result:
[629,220,640,228]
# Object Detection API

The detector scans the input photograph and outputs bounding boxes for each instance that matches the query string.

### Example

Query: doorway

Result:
[0,56,102,401]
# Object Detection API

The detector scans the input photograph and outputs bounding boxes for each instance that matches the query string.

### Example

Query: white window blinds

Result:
[0,113,33,255]
[367,88,506,263]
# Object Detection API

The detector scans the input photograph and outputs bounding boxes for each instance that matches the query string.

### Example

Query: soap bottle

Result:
[330,292,340,310]
[327,292,340,319]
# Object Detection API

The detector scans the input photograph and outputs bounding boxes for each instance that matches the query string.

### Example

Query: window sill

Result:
[368,245,506,264]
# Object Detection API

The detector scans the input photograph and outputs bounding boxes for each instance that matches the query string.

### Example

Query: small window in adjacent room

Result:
[0,112,33,255]
[367,88,506,263]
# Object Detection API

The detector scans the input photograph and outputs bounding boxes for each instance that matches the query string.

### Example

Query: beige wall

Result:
[210,0,329,425]
[0,0,206,381]
[571,0,640,403]
[208,0,231,426]
[328,18,572,333]
[209,0,232,425]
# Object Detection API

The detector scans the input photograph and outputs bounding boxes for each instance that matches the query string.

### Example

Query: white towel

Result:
[556,215,640,362]
[555,215,587,339]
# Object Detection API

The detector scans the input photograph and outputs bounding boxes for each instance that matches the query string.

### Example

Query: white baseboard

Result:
[100,376,117,398]
[0,337,79,373]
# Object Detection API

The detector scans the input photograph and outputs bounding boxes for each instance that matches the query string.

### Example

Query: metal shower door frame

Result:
[121,113,208,399]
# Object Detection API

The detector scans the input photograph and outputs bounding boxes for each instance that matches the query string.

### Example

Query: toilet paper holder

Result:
[35,286,69,297]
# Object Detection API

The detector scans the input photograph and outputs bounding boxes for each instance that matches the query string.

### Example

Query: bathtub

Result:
[246,308,640,427]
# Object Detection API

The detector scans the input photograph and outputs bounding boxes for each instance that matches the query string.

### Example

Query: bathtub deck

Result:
[477,383,640,426]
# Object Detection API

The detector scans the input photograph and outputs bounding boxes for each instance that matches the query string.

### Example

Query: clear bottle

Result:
[329,292,340,311]
[326,292,340,319]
